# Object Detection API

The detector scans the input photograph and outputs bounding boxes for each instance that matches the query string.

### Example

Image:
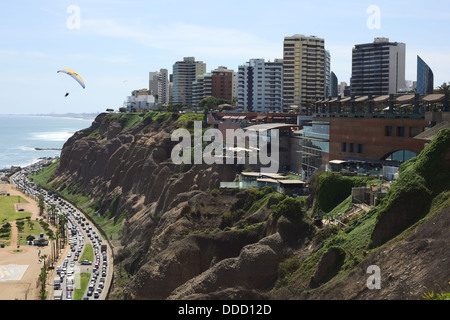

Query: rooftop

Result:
[414,121,450,141]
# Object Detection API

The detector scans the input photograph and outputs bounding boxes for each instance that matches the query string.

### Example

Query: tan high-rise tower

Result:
[283,34,325,112]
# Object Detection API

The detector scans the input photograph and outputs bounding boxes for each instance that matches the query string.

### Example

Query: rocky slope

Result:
[42,113,450,300]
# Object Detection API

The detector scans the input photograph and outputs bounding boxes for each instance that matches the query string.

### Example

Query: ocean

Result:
[0,114,94,170]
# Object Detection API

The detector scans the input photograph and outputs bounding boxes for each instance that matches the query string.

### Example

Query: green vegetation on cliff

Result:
[312,172,382,215]
[30,159,123,241]
[276,129,450,297]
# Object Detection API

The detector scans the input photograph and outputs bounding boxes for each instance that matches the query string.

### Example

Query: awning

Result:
[329,160,347,165]
[373,95,390,103]
[279,180,305,185]
[414,121,450,141]
[257,178,279,183]
[422,94,445,103]
[340,97,352,103]
[256,115,267,120]
[355,96,368,103]
[395,94,415,102]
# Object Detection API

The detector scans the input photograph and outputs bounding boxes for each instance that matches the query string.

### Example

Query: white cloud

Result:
[81,19,281,62]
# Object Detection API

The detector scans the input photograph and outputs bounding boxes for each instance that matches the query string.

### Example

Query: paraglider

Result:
[58,69,85,88]
[58,69,85,97]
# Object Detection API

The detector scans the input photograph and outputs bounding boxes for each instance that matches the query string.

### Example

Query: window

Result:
[409,126,420,137]
[397,126,405,137]
[385,126,393,136]
[349,143,354,153]
[341,142,347,152]
[357,144,363,154]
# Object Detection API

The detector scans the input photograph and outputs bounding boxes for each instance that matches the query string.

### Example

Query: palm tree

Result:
[48,204,58,226]
[437,82,450,94]
[58,214,67,248]
[37,194,45,216]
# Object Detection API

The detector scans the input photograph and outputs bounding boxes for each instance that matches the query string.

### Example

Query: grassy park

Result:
[0,195,31,222]
[0,195,36,247]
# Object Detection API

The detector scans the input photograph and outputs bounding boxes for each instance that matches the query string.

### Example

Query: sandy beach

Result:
[0,182,67,300]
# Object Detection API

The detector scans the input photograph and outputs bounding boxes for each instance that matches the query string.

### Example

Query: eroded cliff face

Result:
[53,113,295,300]
[50,113,450,301]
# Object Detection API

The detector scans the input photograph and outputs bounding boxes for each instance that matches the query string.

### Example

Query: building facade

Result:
[125,89,155,112]
[211,66,234,102]
[283,34,326,112]
[149,68,170,105]
[330,71,338,98]
[192,73,212,106]
[416,56,434,95]
[237,58,283,112]
[172,57,206,106]
[350,37,406,96]
[324,50,331,98]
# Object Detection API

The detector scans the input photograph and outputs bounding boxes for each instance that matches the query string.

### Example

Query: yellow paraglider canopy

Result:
[57,69,85,89]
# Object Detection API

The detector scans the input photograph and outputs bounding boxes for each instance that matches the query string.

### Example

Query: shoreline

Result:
[34,148,61,151]
[1,157,58,174]
[0,114,92,170]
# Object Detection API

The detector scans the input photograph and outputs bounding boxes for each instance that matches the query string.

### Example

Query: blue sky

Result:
[1,0,449,114]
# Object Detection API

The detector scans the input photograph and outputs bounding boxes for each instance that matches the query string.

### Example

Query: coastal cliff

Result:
[33,113,450,300]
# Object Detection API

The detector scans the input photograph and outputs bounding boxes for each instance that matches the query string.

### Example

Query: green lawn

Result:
[80,244,94,262]
[0,196,31,222]
[74,273,90,300]
[17,220,46,245]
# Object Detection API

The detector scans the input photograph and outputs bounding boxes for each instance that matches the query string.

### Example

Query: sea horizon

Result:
[0,114,94,170]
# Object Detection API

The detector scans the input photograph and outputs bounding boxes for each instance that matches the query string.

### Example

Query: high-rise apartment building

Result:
[211,66,234,102]
[324,50,331,98]
[172,57,206,106]
[191,67,235,106]
[330,71,338,98]
[149,68,170,105]
[283,34,326,111]
[350,37,406,96]
[192,73,212,106]
[237,58,283,112]
[416,56,434,95]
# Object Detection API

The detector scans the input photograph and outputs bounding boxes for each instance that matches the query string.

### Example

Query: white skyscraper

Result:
[149,69,170,105]
[237,58,283,112]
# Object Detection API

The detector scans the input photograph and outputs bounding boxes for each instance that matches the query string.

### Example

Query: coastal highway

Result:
[10,161,113,300]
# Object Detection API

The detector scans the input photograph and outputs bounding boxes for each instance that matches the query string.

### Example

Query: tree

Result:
[167,103,183,113]
[198,96,219,109]
[119,107,127,113]
[271,196,305,220]
[437,82,450,94]
[198,96,232,110]
[37,194,45,216]
[48,204,58,226]
[106,108,114,113]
